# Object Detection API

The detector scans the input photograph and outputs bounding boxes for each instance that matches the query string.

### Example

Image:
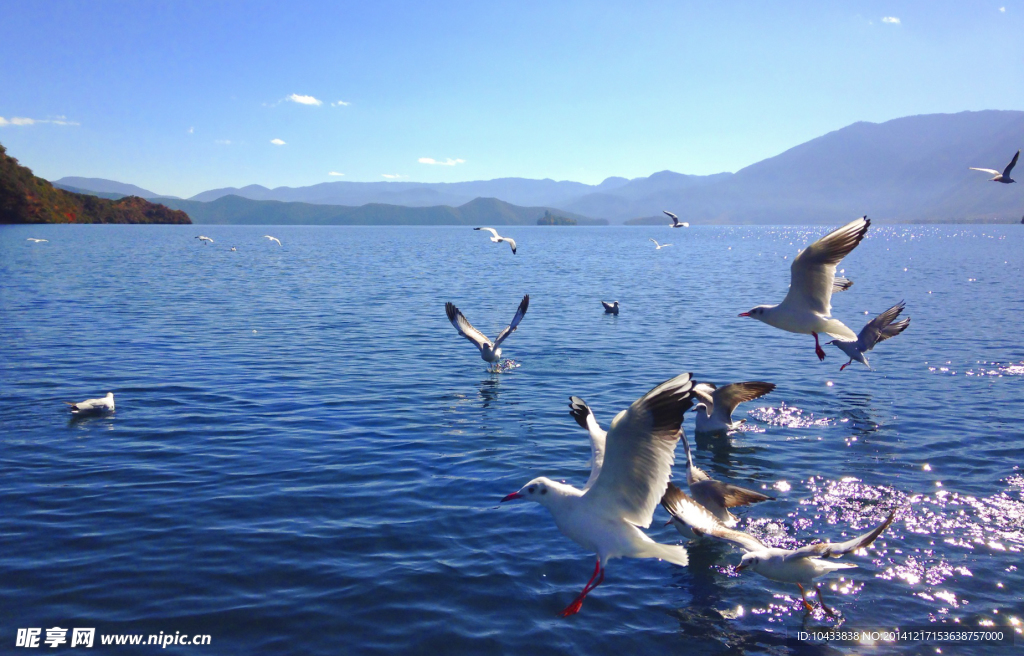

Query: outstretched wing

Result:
[690,479,773,510]
[781,216,870,317]
[504,237,517,255]
[856,301,907,351]
[569,396,607,492]
[649,238,659,247]
[583,373,696,527]
[711,381,775,425]
[662,483,767,552]
[492,295,529,347]
[1004,150,1019,177]
[785,509,897,561]
[445,302,491,349]
[969,167,1000,175]
[474,227,500,238]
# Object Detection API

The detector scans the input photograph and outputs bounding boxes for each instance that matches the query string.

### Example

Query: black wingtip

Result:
[568,396,592,429]
[445,301,459,322]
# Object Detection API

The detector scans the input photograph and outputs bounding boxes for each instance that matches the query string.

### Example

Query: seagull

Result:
[445,295,529,364]
[263,235,282,246]
[602,301,619,315]
[739,216,870,361]
[661,486,896,616]
[828,301,910,371]
[474,227,517,254]
[501,373,698,617]
[970,149,1018,183]
[230,247,237,251]
[680,427,772,526]
[650,238,672,249]
[65,392,115,414]
[26,238,48,243]
[196,236,214,244]
[664,210,689,228]
[692,381,776,434]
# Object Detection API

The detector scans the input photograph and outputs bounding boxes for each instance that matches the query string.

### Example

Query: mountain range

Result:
[52,110,1024,224]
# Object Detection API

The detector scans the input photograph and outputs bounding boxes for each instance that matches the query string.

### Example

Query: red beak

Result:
[501,492,523,502]
[735,564,747,572]
[737,312,751,317]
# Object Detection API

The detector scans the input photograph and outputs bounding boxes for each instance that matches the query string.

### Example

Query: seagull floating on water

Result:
[474,227,517,254]
[650,238,672,250]
[680,427,772,526]
[501,373,698,616]
[65,392,115,414]
[445,295,529,365]
[196,236,213,244]
[739,216,870,361]
[26,238,48,243]
[602,301,619,315]
[263,235,282,246]
[693,381,776,434]
[661,485,896,616]
[970,149,1018,183]
[664,210,689,228]
[828,301,910,371]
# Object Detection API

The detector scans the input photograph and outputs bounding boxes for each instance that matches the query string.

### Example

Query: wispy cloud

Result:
[215,139,232,145]
[1000,6,1006,11]
[0,115,79,127]
[328,171,345,176]
[881,16,900,24]
[270,138,287,146]
[188,126,194,134]
[331,100,351,107]
[381,174,407,179]
[418,157,466,166]
[287,93,323,106]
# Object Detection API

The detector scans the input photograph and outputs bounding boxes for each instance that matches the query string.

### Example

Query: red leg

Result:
[816,585,836,617]
[559,560,605,618]
[797,583,814,613]
[839,360,850,371]
[813,332,826,361]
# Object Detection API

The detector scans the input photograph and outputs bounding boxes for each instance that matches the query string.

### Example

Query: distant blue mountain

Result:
[52,177,172,199]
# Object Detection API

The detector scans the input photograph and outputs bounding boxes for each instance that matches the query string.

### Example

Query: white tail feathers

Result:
[638,542,689,567]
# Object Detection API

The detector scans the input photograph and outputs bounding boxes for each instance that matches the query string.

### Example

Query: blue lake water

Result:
[1,223,1022,654]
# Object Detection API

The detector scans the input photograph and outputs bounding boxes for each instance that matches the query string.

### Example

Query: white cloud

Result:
[328,171,345,176]
[881,16,900,23]
[287,93,322,106]
[270,138,286,145]
[0,115,79,127]
[215,139,232,145]
[1000,6,1006,11]
[381,174,407,179]
[331,100,351,107]
[418,157,466,166]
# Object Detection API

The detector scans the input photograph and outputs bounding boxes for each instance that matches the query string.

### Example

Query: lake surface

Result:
[1,224,1022,654]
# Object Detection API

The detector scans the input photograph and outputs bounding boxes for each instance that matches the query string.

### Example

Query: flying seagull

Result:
[828,301,910,371]
[680,427,772,526]
[739,216,870,361]
[65,392,115,414]
[444,295,529,364]
[693,381,776,434]
[602,301,619,315]
[196,235,214,243]
[664,210,689,228]
[263,235,282,246]
[650,238,672,250]
[970,149,1018,183]
[474,227,517,254]
[501,373,699,617]
[26,238,48,243]
[662,484,896,615]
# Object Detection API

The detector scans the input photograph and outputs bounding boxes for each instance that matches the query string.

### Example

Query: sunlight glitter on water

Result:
[747,403,836,429]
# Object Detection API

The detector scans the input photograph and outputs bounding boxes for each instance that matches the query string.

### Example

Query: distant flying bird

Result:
[828,301,910,371]
[739,216,870,361]
[649,238,672,249]
[501,373,699,616]
[680,427,772,526]
[474,227,517,254]
[263,235,282,246]
[602,301,619,315]
[65,392,115,414]
[445,295,529,364]
[196,235,214,243]
[662,485,896,616]
[970,149,1018,183]
[26,238,48,243]
[664,210,689,228]
[692,381,776,434]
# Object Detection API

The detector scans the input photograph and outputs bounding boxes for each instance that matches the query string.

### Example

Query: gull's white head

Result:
[693,402,711,419]
[736,551,766,573]
[500,477,563,508]
[738,305,772,323]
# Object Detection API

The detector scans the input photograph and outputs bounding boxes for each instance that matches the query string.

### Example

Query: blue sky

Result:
[1,1,1021,197]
